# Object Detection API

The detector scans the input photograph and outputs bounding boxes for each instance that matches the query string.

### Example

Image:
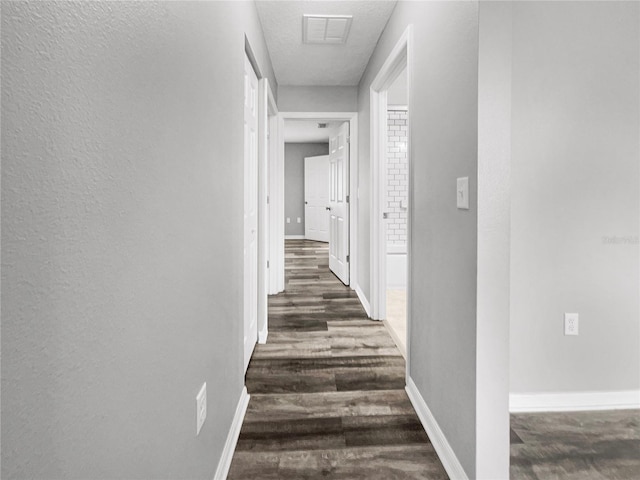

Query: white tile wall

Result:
[387,109,408,248]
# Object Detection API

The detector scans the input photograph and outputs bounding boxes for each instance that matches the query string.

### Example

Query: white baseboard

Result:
[284,234,305,239]
[510,390,640,413]
[213,386,250,480]
[258,327,268,344]
[354,283,371,317]
[406,377,469,480]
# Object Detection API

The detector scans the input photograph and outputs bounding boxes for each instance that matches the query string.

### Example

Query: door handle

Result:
[382,212,389,219]
[305,201,308,204]
[326,207,331,211]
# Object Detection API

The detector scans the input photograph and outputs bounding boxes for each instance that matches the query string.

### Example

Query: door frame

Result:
[278,112,358,289]
[243,50,260,372]
[258,77,277,343]
[370,26,413,376]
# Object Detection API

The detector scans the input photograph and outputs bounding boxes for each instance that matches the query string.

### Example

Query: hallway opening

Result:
[228,240,448,479]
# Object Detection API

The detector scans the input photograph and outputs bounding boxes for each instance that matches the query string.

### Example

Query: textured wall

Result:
[510,1,640,394]
[1,2,275,478]
[284,143,329,236]
[386,109,408,249]
[358,2,480,476]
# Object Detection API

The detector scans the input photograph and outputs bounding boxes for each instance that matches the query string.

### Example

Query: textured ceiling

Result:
[256,1,397,86]
[284,120,340,143]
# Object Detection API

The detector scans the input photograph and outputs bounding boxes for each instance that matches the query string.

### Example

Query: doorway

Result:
[383,69,408,356]
[370,28,411,366]
[276,112,359,290]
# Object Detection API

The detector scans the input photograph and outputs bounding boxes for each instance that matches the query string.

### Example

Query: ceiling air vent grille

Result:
[303,15,353,45]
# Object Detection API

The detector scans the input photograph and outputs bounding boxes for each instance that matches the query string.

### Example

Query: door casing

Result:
[277,112,358,291]
[243,52,259,372]
[259,78,277,343]
[370,26,413,380]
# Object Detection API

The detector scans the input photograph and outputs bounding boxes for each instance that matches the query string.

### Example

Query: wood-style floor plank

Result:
[228,240,448,479]
[510,410,640,479]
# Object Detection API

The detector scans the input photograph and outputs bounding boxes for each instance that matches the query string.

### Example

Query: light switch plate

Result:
[457,177,469,210]
[286,217,291,224]
[196,382,207,435]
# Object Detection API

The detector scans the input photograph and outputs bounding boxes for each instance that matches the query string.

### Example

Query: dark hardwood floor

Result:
[511,409,640,479]
[228,239,448,479]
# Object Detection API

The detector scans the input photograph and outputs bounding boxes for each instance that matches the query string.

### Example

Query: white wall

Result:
[388,68,408,107]
[510,1,640,396]
[284,143,329,236]
[1,2,275,478]
[476,2,512,476]
[278,85,358,112]
[358,2,481,477]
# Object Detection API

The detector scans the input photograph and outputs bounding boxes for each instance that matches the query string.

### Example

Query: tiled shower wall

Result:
[387,109,408,249]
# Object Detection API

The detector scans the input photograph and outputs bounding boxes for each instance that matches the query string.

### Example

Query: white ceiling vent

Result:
[303,15,353,45]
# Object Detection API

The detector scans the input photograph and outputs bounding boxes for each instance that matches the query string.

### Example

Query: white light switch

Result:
[297,217,301,223]
[196,382,207,435]
[286,217,290,224]
[457,177,469,210]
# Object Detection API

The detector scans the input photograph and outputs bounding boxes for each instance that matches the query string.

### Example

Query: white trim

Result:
[370,26,411,323]
[368,25,413,381]
[280,112,358,290]
[257,78,270,350]
[213,387,250,480]
[267,82,281,296]
[383,319,406,359]
[509,390,640,413]
[258,326,268,344]
[354,283,371,318]
[405,27,414,382]
[275,115,286,293]
[406,377,469,480]
[285,234,305,240]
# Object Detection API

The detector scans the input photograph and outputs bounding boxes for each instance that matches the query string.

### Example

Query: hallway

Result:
[228,240,448,479]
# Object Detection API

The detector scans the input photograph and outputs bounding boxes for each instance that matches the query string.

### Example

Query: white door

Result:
[304,155,330,242]
[329,122,350,284]
[243,54,258,371]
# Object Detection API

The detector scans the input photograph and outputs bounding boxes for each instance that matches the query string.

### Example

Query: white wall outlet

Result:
[286,217,290,223]
[297,217,301,223]
[564,313,579,336]
[457,177,469,210]
[196,382,207,435]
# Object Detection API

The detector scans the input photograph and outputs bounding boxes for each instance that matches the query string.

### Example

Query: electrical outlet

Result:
[196,382,207,435]
[564,313,579,336]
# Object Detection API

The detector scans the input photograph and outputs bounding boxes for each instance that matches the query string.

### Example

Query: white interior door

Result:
[243,54,258,371]
[329,122,350,284]
[304,155,330,242]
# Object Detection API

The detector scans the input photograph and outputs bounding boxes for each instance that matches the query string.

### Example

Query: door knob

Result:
[326,207,331,211]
